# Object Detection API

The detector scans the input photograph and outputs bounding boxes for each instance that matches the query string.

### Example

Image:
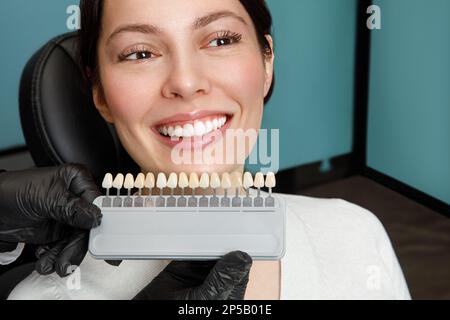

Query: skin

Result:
[92,0,278,299]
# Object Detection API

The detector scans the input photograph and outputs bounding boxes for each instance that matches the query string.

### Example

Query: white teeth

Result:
[205,121,213,133]
[183,124,194,137]
[157,116,228,138]
[174,125,183,137]
[194,122,206,136]
[212,118,219,130]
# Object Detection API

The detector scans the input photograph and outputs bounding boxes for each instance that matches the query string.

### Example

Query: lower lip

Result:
[151,115,233,150]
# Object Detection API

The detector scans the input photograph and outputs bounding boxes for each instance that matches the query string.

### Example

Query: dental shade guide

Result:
[166,173,178,207]
[112,173,124,207]
[100,171,278,209]
[253,172,264,207]
[144,172,155,207]
[89,171,285,261]
[199,173,209,207]
[123,174,134,207]
[265,172,276,207]
[101,173,113,207]
[209,172,220,207]
[178,172,188,207]
[231,171,242,207]
[133,173,145,207]
[220,172,231,207]
[243,172,253,207]
[156,173,167,207]
[188,173,199,207]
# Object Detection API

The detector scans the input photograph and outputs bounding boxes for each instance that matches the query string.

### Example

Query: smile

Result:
[151,111,233,149]
[157,115,228,138]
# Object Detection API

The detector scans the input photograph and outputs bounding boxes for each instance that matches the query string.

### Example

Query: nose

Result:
[161,53,211,100]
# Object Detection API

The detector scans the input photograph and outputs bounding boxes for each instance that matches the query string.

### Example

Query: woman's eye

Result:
[119,50,154,61]
[208,32,242,48]
[209,37,233,47]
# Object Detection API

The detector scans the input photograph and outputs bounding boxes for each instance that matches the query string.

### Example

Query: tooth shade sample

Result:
[199,173,210,189]
[265,172,276,188]
[102,173,113,189]
[144,173,155,188]
[243,172,254,189]
[134,173,145,189]
[254,172,264,188]
[167,173,178,188]
[178,172,189,188]
[189,173,199,188]
[210,172,221,189]
[124,174,135,189]
[231,172,242,188]
[156,173,167,188]
[112,174,124,189]
[221,172,232,189]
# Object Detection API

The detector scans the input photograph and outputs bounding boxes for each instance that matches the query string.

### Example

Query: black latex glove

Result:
[0,164,103,277]
[133,251,253,300]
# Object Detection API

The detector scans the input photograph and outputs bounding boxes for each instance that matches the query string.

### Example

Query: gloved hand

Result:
[133,251,253,300]
[0,164,103,277]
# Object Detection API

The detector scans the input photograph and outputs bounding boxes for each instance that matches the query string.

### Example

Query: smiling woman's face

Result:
[93,0,274,175]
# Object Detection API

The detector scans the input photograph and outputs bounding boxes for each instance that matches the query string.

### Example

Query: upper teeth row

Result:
[157,116,227,138]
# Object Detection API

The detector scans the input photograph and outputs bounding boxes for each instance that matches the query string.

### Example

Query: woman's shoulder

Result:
[276,192,384,234]
[277,192,411,299]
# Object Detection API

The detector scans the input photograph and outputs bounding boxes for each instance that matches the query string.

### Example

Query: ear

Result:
[92,85,114,124]
[263,35,275,98]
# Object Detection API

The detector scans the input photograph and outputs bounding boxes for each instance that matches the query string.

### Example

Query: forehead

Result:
[101,0,251,33]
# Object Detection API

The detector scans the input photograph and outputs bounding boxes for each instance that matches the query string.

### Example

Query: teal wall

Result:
[367,0,450,204]
[0,0,76,149]
[0,0,357,173]
[258,0,357,171]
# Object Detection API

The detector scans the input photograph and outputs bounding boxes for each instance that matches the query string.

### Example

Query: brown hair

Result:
[78,0,275,104]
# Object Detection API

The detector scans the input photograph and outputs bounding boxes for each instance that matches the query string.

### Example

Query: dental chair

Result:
[0,32,139,299]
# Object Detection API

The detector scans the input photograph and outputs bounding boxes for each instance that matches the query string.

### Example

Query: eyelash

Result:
[118,30,243,62]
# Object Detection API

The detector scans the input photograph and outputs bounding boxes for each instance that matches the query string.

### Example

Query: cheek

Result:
[217,55,266,127]
[100,68,157,125]
[221,56,265,104]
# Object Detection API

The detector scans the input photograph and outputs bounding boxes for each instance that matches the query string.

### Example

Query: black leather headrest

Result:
[19,32,139,187]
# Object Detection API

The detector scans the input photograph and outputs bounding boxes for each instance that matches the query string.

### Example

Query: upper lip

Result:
[153,110,231,128]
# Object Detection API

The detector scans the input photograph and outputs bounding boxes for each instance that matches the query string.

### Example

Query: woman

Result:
[9,0,411,299]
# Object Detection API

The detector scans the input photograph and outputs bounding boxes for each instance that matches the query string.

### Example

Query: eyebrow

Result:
[106,10,248,45]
